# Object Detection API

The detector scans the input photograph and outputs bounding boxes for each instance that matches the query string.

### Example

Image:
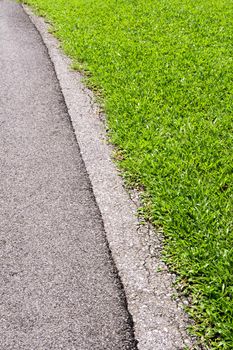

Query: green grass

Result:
[22,0,233,348]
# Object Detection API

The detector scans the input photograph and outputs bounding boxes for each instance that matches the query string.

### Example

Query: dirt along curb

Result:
[23,4,196,350]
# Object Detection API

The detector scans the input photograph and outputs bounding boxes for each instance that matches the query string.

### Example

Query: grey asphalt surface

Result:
[23,6,197,350]
[0,1,137,349]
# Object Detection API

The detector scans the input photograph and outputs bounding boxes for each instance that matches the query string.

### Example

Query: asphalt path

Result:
[0,1,137,349]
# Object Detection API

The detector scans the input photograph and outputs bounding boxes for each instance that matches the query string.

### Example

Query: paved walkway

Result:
[0,1,136,349]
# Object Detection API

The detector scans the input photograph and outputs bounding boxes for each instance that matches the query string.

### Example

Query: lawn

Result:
[22,0,233,348]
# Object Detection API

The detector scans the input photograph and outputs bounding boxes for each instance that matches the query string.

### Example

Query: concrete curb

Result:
[23,5,195,350]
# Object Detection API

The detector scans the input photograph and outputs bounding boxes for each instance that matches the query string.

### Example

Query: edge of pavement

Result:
[22,4,197,350]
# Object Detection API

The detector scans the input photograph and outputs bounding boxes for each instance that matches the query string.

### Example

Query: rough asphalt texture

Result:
[24,5,197,350]
[0,1,137,349]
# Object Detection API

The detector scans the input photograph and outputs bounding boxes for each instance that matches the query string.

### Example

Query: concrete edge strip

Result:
[23,5,195,350]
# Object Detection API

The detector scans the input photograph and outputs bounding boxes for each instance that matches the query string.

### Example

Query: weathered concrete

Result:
[0,1,137,349]
[23,3,196,350]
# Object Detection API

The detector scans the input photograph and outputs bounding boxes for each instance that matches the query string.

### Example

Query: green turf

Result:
[22,0,233,347]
